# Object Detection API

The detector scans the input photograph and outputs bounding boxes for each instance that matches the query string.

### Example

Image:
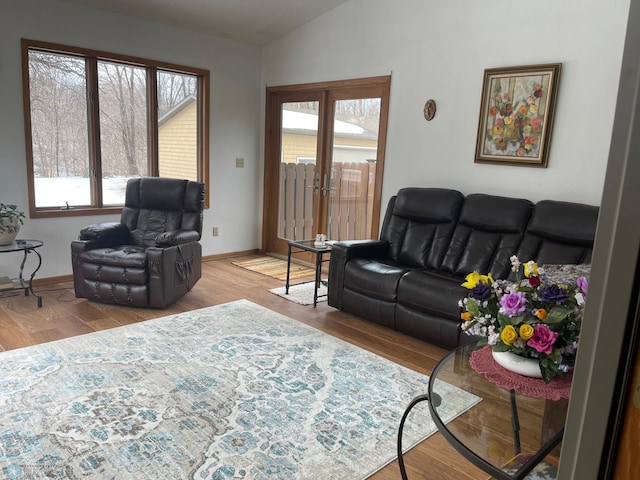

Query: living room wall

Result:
[261,0,631,208]
[0,0,262,278]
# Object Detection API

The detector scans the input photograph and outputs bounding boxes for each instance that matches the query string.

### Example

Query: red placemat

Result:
[469,345,572,400]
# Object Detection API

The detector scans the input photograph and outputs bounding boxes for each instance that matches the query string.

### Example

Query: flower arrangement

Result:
[459,256,589,383]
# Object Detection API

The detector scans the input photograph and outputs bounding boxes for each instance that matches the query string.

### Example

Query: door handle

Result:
[321,173,330,197]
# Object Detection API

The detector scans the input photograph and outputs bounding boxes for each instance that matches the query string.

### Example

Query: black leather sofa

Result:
[327,187,599,349]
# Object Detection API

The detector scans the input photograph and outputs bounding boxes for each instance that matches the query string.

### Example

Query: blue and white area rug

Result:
[0,300,480,479]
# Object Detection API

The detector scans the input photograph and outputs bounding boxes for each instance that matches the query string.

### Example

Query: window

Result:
[21,39,209,217]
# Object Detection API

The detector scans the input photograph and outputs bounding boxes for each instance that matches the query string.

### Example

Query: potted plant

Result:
[0,204,25,246]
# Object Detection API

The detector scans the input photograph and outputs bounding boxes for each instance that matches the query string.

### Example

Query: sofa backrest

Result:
[439,193,534,279]
[380,188,464,269]
[516,200,599,265]
[121,176,206,247]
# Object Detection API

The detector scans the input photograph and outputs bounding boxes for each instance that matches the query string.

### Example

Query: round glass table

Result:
[399,342,568,480]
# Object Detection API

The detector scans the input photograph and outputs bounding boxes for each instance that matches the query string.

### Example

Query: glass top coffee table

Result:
[399,342,568,480]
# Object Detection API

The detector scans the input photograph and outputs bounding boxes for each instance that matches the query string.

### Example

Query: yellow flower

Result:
[462,271,494,289]
[535,308,547,320]
[529,104,538,114]
[519,324,535,340]
[480,273,494,285]
[523,261,539,278]
[500,325,518,345]
[462,271,481,289]
[461,312,473,322]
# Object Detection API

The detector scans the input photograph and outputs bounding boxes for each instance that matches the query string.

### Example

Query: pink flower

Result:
[528,325,559,355]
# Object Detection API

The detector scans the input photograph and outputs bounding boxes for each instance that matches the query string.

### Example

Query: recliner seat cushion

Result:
[344,258,413,302]
[397,270,465,320]
[80,246,147,268]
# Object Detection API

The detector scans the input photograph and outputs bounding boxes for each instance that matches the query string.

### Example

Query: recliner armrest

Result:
[328,239,390,309]
[78,222,130,247]
[155,229,201,246]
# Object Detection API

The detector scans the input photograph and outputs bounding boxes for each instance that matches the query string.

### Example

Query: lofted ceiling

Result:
[58,0,352,46]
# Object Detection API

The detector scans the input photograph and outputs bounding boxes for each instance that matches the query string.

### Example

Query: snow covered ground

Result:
[34,176,132,207]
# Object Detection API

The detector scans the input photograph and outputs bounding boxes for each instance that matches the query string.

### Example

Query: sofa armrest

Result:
[79,222,130,246]
[328,240,389,309]
[155,229,201,246]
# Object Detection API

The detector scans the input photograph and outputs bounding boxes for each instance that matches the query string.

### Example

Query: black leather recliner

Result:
[71,177,205,308]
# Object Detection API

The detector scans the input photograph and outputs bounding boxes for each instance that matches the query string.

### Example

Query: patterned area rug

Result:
[0,300,481,479]
[232,256,315,281]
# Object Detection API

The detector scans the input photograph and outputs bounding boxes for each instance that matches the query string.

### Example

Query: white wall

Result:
[262,0,631,208]
[0,0,262,278]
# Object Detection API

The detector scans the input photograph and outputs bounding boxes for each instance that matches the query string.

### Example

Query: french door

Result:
[262,76,391,258]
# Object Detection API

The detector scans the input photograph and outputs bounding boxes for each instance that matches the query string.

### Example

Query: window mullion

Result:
[86,57,102,207]
[147,66,159,177]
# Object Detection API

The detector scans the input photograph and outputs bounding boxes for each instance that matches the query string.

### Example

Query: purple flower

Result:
[539,284,568,304]
[528,324,559,354]
[499,292,527,316]
[469,284,491,300]
[577,276,588,295]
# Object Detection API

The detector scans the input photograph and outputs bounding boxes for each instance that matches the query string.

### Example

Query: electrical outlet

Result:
[212,227,219,236]
[235,157,245,168]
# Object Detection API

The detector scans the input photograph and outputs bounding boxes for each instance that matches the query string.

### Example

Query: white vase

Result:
[0,217,20,246]
[492,348,542,378]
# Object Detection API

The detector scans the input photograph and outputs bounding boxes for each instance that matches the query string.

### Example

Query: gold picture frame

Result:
[475,63,561,167]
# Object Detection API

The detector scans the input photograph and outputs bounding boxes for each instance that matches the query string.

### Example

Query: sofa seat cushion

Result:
[397,270,466,320]
[344,258,413,302]
[80,245,148,268]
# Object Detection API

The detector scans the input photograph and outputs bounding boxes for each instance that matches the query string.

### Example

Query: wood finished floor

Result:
[0,255,488,480]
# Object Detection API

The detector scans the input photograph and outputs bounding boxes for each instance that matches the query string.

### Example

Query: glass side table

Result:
[0,239,44,307]
[399,342,567,480]
[285,239,332,307]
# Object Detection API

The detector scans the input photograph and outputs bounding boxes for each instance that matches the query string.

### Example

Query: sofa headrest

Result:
[393,188,464,223]
[458,194,533,233]
[527,200,599,245]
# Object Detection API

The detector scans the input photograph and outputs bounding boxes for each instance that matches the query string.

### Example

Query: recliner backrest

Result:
[121,177,205,247]
[516,200,599,265]
[380,188,464,269]
[440,193,533,279]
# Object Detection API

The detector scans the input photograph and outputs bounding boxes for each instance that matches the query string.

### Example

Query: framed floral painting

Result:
[474,63,562,167]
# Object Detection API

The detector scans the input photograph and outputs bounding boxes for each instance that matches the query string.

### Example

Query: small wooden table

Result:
[285,239,332,307]
[0,239,44,307]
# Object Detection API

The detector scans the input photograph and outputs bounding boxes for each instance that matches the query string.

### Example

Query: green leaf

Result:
[545,307,573,324]
[466,299,480,317]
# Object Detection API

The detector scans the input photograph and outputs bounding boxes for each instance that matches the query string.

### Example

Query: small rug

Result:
[232,256,315,281]
[0,300,481,480]
[270,281,328,305]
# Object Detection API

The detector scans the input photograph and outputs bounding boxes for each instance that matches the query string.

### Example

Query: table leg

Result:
[313,251,322,307]
[19,248,43,308]
[510,389,522,455]
[285,244,292,294]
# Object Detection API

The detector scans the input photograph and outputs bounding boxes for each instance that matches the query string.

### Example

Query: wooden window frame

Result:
[21,39,210,218]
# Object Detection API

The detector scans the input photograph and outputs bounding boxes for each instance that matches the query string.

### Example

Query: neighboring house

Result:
[281,109,378,164]
[158,95,198,181]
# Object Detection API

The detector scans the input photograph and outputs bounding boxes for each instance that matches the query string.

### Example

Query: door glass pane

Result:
[278,102,319,241]
[328,98,380,241]
[28,51,91,208]
[157,71,199,181]
[98,61,148,205]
